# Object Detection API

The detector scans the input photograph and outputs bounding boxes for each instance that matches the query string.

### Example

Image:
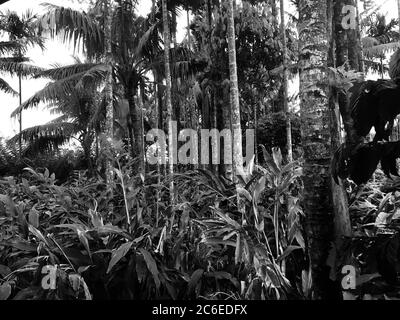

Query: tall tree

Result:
[328,0,352,252]
[162,0,175,207]
[279,0,293,161]
[226,0,243,182]
[0,10,44,155]
[104,0,114,189]
[298,0,336,299]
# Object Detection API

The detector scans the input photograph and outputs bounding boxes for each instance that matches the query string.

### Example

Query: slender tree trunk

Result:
[298,0,337,300]
[347,0,360,72]
[127,88,143,172]
[104,0,114,191]
[138,86,145,176]
[398,0,400,35]
[155,72,163,131]
[187,9,191,50]
[171,11,181,135]
[334,0,360,146]
[17,46,23,158]
[226,0,243,182]
[355,0,364,73]
[279,0,293,162]
[327,0,352,244]
[271,0,278,30]
[162,0,175,207]
[18,74,22,158]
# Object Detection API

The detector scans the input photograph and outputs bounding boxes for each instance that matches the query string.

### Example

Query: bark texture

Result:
[226,0,243,180]
[162,0,175,204]
[280,0,293,162]
[298,0,337,299]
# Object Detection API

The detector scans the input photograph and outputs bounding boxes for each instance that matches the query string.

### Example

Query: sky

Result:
[0,0,398,139]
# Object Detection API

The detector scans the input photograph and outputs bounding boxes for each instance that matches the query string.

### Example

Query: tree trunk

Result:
[18,73,22,158]
[298,0,337,299]
[327,0,352,244]
[347,0,360,72]
[355,0,364,73]
[104,0,114,192]
[187,9,191,50]
[279,0,293,162]
[398,0,400,35]
[162,0,175,206]
[127,87,143,172]
[226,0,243,181]
[333,0,360,146]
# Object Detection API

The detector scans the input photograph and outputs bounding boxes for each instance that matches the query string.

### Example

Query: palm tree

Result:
[0,10,44,156]
[0,10,44,141]
[33,2,161,170]
[362,13,400,78]
[9,61,107,173]
[298,0,335,299]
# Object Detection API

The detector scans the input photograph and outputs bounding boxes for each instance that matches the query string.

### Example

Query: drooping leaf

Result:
[0,282,11,300]
[139,248,161,290]
[107,241,133,274]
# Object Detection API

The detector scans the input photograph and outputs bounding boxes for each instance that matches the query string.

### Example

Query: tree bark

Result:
[398,0,400,35]
[298,0,337,299]
[226,0,243,181]
[104,0,114,192]
[162,0,175,205]
[333,0,360,146]
[279,0,293,162]
[327,0,352,243]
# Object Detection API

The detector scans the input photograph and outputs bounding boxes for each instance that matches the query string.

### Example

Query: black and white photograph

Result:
[0,0,399,309]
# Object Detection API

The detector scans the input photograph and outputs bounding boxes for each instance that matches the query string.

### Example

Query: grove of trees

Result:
[1,0,400,301]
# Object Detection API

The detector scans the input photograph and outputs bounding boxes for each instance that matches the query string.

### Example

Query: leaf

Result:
[206,271,240,288]
[107,241,133,274]
[235,233,242,264]
[28,209,39,228]
[0,264,11,277]
[277,245,302,262]
[139,248,161,290]
[272,147,283,170]
[260,145,279,175]
[77,229,91,259]
[187,269,204,296]
[88,208,103,228]
[0,195,17,216]
[237,187,252,202]
[28,225,49,247]
[253,176,266,204]
[0,282,11,300]
[356,273,380,286]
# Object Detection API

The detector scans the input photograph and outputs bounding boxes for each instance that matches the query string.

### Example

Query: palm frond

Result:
[75,63,109,89]
[363,42,400,58]
[34,62,101,80]
[11,64,109,118]
[390,49,400,79]
[0,41,22,55]
[134,20,161,60]
[0,60,44,78]
[10,74,81,117]
[36,3,103,59]
[9,122,78,155]
[0,77,17,96]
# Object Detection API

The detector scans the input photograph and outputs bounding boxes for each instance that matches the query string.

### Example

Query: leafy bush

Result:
[0,146,305,300]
